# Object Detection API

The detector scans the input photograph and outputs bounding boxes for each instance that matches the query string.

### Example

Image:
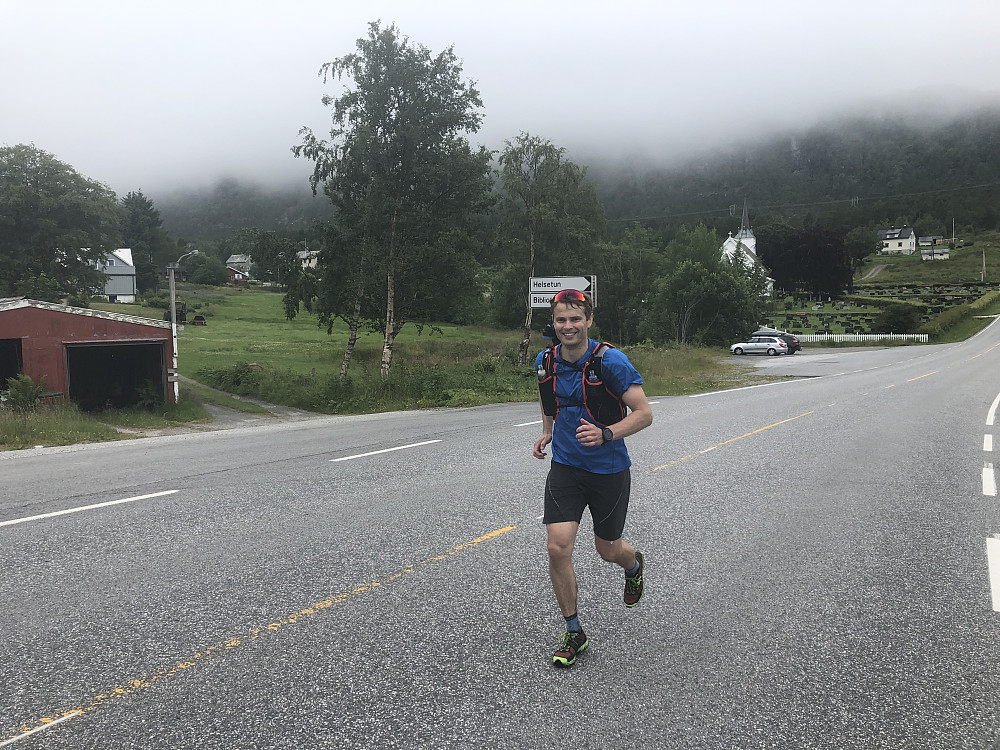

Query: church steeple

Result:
[736,198,753,240]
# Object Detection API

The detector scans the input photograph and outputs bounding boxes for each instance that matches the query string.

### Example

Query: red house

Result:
[0,298,175,408]
[227,266,248,286]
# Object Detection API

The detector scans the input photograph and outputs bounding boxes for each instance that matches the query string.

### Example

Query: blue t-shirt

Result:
[535,339,643,474]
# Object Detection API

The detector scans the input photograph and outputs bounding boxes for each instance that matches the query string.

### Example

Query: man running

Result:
[532,288,653,667]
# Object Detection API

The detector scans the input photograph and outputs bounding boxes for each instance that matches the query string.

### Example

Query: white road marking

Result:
[648,401,660,405]
[986,434,994,452]
[690,380,799,396]
[988,537,1000,612]
[515,420,543,427]
[0,491,179,529]
[989,391,1000,427]
[985,464,997,497]
[0,711,81,746]
[331,440,441,462]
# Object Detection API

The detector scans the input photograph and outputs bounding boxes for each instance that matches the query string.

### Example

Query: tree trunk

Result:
[381,210,398,379]
[339,285,363,380]
[339,254,367,380]
[517,228,536,366]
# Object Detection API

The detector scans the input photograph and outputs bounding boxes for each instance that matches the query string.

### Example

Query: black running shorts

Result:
[543,461,631,541]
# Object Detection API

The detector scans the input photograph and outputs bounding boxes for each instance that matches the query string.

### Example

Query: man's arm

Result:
[613,384,653,439]
[533,398,555,459]
[574,384,653,447]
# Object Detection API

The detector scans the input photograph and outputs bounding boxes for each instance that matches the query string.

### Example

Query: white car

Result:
[730,336,788,356]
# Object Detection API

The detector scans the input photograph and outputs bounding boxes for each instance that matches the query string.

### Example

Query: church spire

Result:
[736,198,752,240]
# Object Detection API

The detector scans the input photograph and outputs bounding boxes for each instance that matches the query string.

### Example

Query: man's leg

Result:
[595,535,645,608]
[547,521,580,616]
[548,520,589,667]
[593,535,637,570]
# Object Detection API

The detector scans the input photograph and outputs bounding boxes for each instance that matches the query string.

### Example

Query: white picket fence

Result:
[796,333,928,344]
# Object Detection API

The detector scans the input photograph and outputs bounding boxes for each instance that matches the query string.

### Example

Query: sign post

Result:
[528,275,597,309]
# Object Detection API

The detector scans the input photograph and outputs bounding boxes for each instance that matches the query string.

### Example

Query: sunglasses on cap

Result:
[553,289,587,302]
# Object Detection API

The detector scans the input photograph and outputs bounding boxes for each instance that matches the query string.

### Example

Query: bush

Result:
[196,362,262,394]
[2,374,46,411]
[136,379,165,409]
[872,303,923,333]
[141,292,172,310]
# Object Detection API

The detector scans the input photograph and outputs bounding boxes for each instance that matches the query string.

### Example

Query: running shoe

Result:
[624,550,645,607]
[552,629,588,667]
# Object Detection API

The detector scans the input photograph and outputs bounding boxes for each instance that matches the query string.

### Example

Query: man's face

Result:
[552,302,592,347]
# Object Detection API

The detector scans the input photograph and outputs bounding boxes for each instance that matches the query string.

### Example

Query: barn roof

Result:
[0,298,170,330]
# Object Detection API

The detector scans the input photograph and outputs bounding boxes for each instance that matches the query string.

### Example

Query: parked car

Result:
[752,328,801,354]
[731,336,788,356]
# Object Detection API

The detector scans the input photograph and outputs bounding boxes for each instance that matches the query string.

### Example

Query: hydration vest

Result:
[537,342,626,426]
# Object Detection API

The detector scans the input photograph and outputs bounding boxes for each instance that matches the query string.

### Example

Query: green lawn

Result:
[853,231,1000,287]
[92,285,767,406]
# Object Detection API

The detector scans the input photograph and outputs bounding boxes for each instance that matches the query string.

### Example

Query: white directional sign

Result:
[529,275,597,308]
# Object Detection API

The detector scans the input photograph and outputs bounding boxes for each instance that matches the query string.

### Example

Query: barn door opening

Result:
[0,338,23,388]
[66,342,166,410]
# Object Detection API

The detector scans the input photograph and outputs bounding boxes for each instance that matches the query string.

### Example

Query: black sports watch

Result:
[601,427,614,444]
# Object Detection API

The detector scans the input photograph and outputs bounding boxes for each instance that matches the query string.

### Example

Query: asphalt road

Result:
[2,323,1000,749]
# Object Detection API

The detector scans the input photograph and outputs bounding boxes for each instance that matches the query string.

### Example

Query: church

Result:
[720,200,774,295]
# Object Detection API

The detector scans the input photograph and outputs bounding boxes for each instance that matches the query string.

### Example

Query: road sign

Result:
[529,275,597,308]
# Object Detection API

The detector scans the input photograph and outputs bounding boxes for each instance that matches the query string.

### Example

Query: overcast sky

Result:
[4,0,999,196]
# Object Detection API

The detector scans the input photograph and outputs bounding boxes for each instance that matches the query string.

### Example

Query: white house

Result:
[720,200,774,295]
[920,245,950,261]
[877,227,917,255]
[297,249,320,269]
[95,248,137,303]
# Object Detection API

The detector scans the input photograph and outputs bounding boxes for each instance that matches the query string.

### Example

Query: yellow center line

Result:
[647,411,814,473]
[907,371,938,382]
[967,342,1000,361]
[1,526,516,744]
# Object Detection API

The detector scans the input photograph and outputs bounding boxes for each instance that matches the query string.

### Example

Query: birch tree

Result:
[294,21,492,378]
[497,134,604,365]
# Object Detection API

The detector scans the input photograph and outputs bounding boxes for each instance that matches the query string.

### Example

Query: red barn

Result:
[0,298,176,409]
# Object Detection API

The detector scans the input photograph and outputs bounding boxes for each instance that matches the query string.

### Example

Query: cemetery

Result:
[756,283,996,336]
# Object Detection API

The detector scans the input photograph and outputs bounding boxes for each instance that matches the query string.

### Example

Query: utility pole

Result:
[168,249,198,403]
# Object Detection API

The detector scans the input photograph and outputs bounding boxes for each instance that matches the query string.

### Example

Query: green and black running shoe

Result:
[624,550,645,608]
[552,629,588,667]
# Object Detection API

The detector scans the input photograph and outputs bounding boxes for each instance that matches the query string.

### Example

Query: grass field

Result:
[90,285,767,412]
[853,231,1000,286]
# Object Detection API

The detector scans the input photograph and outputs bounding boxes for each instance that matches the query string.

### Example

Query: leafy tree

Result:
[13,272,64,304]
[294,21,493,378]
[184,253,228,285]
[594,224,666,344]
[228,228,299,286]
[844,224,880,274]
[496,133,605,364]
[873,302,922,333]
[121,190,175,293]
[0,144,124,299]
[757,223,851,297]
[643,260,762,345]
[664,223,725,268]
